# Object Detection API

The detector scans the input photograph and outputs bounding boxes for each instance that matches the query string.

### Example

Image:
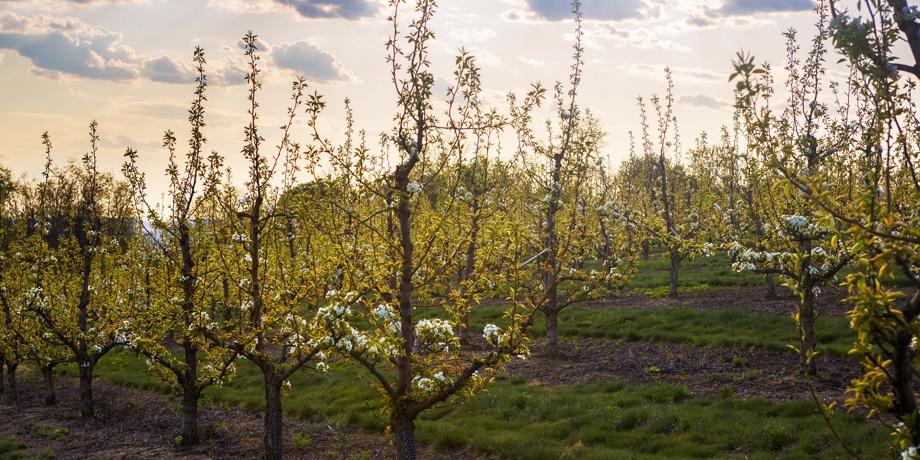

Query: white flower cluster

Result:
[374,303,400,334]
[775,214,827,238]
[483,323,503,345]
[413,375,437,393]
[407,181,423,194]
[416,318,456,352]
[727,242,791,273]
[903,446,919,460]
[20,286,47,311]
[412,371,452,394]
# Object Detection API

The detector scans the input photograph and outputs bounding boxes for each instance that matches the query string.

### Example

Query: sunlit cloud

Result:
[270,40,354,83]
[208,0,382,18]
[678,93,730,109]
[518,0,651,22]
[518,56,544,66]
[0,11,246,84]
[447,28,496,43]
[622,63,726,83]
[714,0,814,16]
[271,0,380,19]
[591,24,690,52]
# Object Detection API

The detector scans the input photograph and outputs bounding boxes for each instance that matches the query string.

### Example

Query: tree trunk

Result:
[78,362,94,417]
[763,274,778,299]
[0,355,5,396]
[262,377,284,460]
[181,386,201,446]
[894,290,920,446]
[391,412,418,460]
[640,239,650,261]
[42,363,56,406]
[799,289,818,376]
[5,362,16,404]
[545,308,560,358]
[459,309,470,346]
[668,248,680,298]
[180,346,201,446]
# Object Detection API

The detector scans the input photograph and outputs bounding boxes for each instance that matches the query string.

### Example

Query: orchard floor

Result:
[0,287,877,459]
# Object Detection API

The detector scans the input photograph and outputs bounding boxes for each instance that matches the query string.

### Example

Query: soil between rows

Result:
[0,287,879,459]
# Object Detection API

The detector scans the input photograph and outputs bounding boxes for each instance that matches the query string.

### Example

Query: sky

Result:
[0,0,829,195]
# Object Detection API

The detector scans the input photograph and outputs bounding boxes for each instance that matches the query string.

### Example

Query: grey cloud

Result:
[678,93,729,109]
[272,0,380,19]
[0,29,139,80]
[685,15,714,28]
[271,40,350,83]
[0,11,226,84]
[522,0,647,21]
[143,56,197,84]
[715,0,814,16]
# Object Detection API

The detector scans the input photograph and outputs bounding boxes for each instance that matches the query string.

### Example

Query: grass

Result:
[417,302,855,357]
[77,353,893,459]
[628,252,767,291]
[417,381,891,460]
[0,438,40,460]
[70,352,891,460]
[53,251,886,459]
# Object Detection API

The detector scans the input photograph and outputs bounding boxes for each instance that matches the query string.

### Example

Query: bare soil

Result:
[0,287,882,459]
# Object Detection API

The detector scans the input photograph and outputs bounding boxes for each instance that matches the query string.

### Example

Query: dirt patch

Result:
[0,373,489,460]
[593,285,856,317]
[503,339,858,405]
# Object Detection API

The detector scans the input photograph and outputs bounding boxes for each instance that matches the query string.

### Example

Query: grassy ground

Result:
[65,252,894,459]
[82,352,891,460]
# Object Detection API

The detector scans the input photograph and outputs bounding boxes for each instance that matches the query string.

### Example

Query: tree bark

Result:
[0,355,5,395]
[799,288,818,376]
[181,386,201,446]
[545,308,560,358]
[179,345,201,446]
[262,377,284,460]
[763,273,778,299]
[42,363,56,406]
[640,239,650,261]
[894,290,920,446]
[78,362,94,417]
[391,412,418,460]
[668,248,680,299]
[5,362,16,404]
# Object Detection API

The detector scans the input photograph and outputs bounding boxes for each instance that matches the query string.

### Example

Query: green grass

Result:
[0,438,40,460]
[54,251,881,459]
[76,351,891,460]
[419,302,855,357]
[628,252,766,291]
[416,381,891,460]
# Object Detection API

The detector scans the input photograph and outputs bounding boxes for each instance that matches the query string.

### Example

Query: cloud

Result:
[0,51,4,63]
[447,28,496,43]
[0,0,150,11]
[622,63,725,82]
[514,0,652,22]
[678,93,729,109]
[518,56,543,66]
[712,0,814,16]
[0,25,140,80]
[271,0,380,19]
[592,24,690,52]
[142,56,197,84]
[269,40,352,83]
[0,11,240,84]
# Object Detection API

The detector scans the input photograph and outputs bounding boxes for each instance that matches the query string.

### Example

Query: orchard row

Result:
[1,1,918,459]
